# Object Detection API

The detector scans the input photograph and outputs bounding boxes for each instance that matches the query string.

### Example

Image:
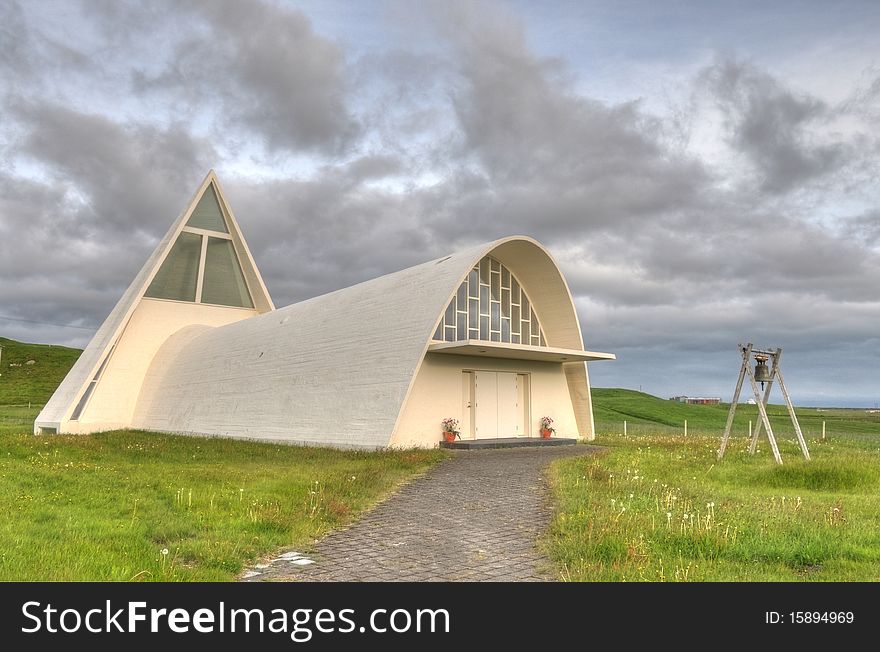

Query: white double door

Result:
[473,371,525,439]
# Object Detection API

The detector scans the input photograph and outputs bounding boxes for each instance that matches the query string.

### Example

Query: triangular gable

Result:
[144,177,262,309]
[35,171,273,432]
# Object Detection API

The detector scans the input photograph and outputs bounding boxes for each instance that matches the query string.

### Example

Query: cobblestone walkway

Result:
[242,445,600,582]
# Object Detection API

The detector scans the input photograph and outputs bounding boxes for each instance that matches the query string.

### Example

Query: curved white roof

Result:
[133,236,593,447]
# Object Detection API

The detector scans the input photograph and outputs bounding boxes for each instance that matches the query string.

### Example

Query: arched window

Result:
[433,256,547,346]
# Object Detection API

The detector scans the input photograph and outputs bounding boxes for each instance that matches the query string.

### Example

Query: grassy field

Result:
[0,338,446,581]
[547,390,880,580]
[0,427,444,581]
[592,387,880,439]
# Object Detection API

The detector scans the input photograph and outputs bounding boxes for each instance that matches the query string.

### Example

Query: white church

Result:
[36,172,614,448]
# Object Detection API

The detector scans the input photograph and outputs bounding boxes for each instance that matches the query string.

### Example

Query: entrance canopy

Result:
[427,340,615,363]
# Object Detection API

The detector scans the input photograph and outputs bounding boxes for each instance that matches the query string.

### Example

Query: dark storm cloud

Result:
[700,59,851,194]
[0,102,216,340]
[128,0,358,153]
[12,101,215,237]
[423,2,708,238]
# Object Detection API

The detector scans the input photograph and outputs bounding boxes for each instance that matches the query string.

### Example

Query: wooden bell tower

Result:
[717,343,810,465]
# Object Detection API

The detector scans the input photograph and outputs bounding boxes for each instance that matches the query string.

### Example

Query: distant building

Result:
[670,396,721,405]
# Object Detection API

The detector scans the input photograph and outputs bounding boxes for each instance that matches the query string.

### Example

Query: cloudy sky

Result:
[1,0,878,406]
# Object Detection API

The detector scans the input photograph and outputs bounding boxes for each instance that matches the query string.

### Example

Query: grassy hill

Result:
[592,388,880,438]
[0,337,82,405]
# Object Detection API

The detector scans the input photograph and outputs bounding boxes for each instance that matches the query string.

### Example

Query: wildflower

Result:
[629,493,634,499]
[161,548,169,556]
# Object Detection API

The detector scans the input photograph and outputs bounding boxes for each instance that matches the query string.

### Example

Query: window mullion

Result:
[195,235,208,303]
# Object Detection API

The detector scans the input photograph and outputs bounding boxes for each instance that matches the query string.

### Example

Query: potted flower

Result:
[441,417,461,443]
[540,416,555,439]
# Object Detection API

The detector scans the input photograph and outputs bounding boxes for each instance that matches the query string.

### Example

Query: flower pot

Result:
[541,429,552,439]
[443,431,457,443]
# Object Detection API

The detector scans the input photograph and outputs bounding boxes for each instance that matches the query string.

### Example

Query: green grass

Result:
[546,432,880,581]
[0,337,82,405]
[0,426,445,580]
[592,387,880,439]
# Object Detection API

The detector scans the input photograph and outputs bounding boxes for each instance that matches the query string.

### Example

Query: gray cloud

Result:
[128,0,358,153]
[700,59,851,194]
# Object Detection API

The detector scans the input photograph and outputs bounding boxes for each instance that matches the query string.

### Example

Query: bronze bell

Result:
[754,357,771,388]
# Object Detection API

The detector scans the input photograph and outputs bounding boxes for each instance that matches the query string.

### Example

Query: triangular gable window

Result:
[144,231,201,301]
[201,237,254,308]
[144,183,254,308]
[185,185,228,233]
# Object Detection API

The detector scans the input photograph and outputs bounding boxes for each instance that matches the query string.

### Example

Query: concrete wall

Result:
[61,299,257,434]
[391,353,578,448]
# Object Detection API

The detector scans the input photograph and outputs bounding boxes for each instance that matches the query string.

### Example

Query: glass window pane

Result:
[469,328,478,339]
[531,335,540,346]
[480,258,490,284]
[445,326,456,341]
[511,305,520,333]
[468,270,478,298]
[490,332,500,342]
[457,282,467,311]
[469,299,478,328]
[479,286,489,314]
[480,316,489,340]
[522,318,531,340]
[186,185,228,233]
[491,258,501,272]
[511,334,521,344]
[145,231,201,302]
[501,266,510,288]
[501,288,510,317]
[201,237,254,308]
[445,300,455,325]
[433,323,443,340]
[540,332,546,347]
[491,272,500,299]
[511,278,520,303]
[521,293,530,316]
[457,314,466,340]
[531,308,539,329]
[501,317,510,342]
[491,301,500,330]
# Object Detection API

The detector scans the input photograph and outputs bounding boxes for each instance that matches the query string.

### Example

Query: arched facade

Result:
[36,173,614,448]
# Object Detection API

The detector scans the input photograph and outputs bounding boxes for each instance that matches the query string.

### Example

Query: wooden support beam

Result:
[718,344,750,460]
[776,361,810,461]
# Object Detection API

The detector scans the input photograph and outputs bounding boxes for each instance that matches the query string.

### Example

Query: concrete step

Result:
[440,437,577,450]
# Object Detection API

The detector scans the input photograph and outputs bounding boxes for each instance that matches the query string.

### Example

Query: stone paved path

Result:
[242,445,600,582]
